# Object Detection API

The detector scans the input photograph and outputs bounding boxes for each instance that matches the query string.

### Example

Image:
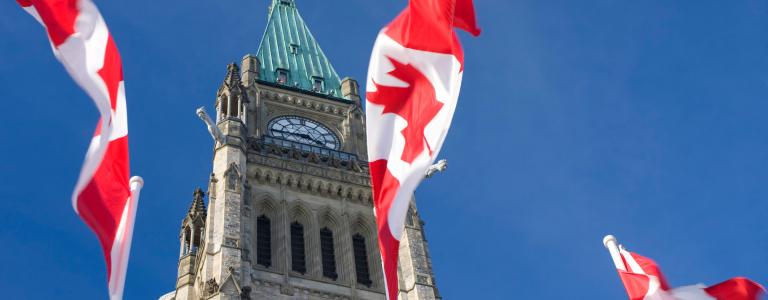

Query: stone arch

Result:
[218,93,229,121]
[317,207,340,231]
[285,174,296,188]
[253,169,263,183]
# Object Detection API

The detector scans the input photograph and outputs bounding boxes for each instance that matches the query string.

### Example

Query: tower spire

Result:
[187,187,207,217]
[256,0,344,98]
[222,63,242,89]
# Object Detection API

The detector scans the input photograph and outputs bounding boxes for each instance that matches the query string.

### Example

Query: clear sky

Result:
[1,0,766,299]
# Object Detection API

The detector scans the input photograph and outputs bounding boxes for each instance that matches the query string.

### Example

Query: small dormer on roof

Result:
[256,0,344,99]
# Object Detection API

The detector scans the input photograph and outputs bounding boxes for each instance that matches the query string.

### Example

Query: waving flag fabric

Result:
[17,1,143,299]
[365,0,480,298]
[603,235,765,300]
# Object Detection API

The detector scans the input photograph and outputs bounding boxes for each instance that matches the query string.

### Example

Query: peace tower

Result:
[160,1,440,299]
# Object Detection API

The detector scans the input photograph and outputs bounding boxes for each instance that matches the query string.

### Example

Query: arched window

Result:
[181,227,191,256]
[219,95,228,120]
[320,227,337,280]
[228,94,239,117]
[290,222,306,274]
[256,215,272,267]
[352,234,372,287]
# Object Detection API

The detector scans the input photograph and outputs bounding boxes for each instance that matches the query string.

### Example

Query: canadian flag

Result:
[17,1,143,299]
[365,0,480,299]
[603,235,765,300]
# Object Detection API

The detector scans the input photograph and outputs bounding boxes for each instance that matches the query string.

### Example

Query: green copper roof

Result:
[256,0,343,98]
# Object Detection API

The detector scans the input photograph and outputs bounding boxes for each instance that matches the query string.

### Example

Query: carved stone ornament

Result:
[225,163,242,192]
[204,278,219,296]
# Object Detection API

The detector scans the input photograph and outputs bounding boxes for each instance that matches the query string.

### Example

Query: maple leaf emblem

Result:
[367,56,444,164]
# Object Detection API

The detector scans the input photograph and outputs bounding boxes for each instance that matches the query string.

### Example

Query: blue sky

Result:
[1,0,767,299]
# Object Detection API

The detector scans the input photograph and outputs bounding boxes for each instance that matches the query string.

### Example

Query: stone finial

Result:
[188,187,207,216]
[223,63,242,88]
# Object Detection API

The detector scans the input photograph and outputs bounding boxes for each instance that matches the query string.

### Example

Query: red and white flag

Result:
[603,235,765,300]
[17,1,143,299]
[365,0,480,298]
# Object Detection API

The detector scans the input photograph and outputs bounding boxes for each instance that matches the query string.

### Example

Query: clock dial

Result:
[268,116,340,150]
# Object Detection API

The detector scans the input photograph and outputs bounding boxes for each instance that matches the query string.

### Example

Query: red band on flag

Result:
[370,159,402,299]
[76,135,131,281]
[23,0,79,46]
[98,35,124,110]
[705,277,766,300]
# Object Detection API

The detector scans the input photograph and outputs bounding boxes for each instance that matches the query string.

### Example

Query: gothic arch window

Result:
[352,233,372,287]
[190,224,201,255]
[290,221,307,274]
[228,94,239,117]
[182,226,192,256]
[219,94,228,120]
[256,215,272,268]
[319,227,337,280]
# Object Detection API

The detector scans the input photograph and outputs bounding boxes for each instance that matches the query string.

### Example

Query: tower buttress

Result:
[341,77,367,160]
[240,55,260,88]
[195,64,250,299]
[397,199,441,300]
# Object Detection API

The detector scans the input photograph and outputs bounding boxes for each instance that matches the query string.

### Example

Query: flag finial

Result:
[603,235,617,248]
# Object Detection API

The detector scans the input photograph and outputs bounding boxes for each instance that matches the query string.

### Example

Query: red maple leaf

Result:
[367,56,443,164]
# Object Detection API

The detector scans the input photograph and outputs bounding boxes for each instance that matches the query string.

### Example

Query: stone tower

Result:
[160,1,440,299]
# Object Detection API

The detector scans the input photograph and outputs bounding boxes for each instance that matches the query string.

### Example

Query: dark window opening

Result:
[277,69,288,84]
[291,222,306,274]
[352,234,372,287]
[228,95,238,116]
[219,95,228,119]
[320,227,337,280]
[312,78,324,92]
[289,44,299,54]
[256,215,272,267]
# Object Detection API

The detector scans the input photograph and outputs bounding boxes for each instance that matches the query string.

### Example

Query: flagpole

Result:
[603,235,627,271]
[109,176,144,300]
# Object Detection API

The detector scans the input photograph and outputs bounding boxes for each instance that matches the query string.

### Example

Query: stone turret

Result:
[175,188,208,300]
[240,55,260,87]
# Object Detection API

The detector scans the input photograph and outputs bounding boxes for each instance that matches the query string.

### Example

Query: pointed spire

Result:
[223,63,242,88]
[256,0,344,98]
[188,187,207,217]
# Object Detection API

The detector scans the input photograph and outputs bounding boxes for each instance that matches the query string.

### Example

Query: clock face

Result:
[268,116,340,150]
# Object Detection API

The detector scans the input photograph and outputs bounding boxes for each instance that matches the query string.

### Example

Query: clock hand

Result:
[274,129,326,146]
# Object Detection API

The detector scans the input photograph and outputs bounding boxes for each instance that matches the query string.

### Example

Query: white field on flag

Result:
[603,235,765,300]
[366,32,463,238]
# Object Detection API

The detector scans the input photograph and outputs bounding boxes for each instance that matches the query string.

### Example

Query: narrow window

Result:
[289,44,299,54]
[320,227,337,280]
[352,234,372,287]
[256,215,272,267]
[312,78,324,92]
[219,95,228,120]
[228,95,238,116]
[277,69,288,84]
[291,222,306,274]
